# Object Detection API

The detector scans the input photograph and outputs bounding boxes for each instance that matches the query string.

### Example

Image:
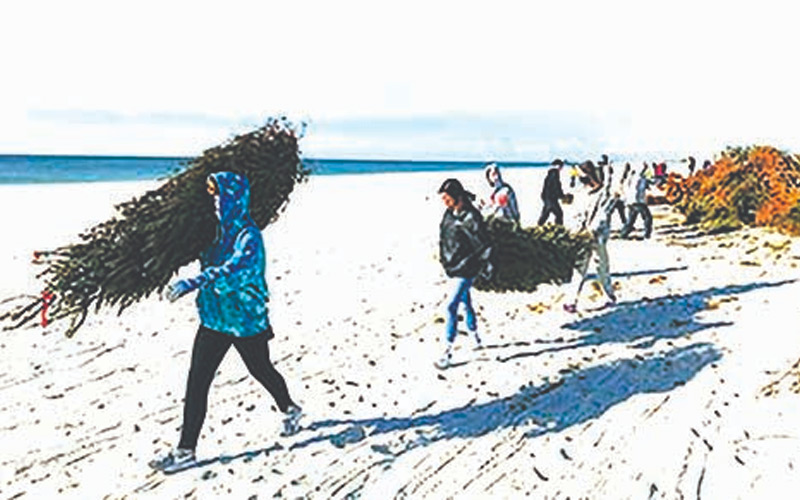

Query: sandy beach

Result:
[2,167,800,499]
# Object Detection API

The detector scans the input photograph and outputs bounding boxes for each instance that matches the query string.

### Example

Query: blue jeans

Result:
[446,277,476,343]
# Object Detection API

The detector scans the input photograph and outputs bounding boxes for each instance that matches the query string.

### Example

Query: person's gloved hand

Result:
[166,280,193,302]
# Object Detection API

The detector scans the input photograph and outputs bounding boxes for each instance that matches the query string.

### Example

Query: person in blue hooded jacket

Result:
[149,171,302,474]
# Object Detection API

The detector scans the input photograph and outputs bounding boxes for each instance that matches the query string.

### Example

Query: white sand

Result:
[1,169,800,499]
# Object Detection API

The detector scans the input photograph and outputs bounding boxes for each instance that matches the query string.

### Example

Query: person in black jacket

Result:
[538,160,565,225]
[686,156,697,176]
[594,154,608,186]
[437,178,491,369]
[578,160,602,192]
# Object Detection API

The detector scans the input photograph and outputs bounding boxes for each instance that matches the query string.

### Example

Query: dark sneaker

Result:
[149,448,196,474]
[281,405,303,437]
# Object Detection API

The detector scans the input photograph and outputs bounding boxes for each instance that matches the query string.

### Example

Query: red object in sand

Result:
[41,291,54,327]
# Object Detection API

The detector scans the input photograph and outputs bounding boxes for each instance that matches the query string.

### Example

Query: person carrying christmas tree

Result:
[436,178,492,369]
[563,175,619,313]
[150,171,302,474]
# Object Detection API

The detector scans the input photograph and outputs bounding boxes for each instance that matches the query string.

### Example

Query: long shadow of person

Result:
[285,342,720,457]
[499,279,794,363]
[176,282,788,475]
[182,344,720,474]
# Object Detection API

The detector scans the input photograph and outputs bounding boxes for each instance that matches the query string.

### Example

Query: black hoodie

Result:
[541,168,565,202]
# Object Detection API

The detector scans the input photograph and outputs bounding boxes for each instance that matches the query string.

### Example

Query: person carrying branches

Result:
[150,172,302,474]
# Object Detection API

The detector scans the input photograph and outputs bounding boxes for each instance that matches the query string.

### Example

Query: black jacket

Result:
[439,204,492,279]
[541,168,565,202]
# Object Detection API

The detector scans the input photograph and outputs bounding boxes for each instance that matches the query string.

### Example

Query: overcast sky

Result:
[3,0,798,160]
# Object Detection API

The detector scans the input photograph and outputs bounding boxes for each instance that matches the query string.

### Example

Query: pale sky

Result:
[3,0,799,160]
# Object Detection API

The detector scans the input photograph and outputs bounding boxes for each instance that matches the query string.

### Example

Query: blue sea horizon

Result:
[0,155,551,184]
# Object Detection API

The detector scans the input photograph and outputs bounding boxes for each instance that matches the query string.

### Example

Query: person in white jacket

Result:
[620,165,654,239]
[563,178,619,313]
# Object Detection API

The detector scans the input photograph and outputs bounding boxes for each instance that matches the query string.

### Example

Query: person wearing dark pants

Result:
[609,197,627,228]
[150,171,302,474]
[539,199,564,225]
[620,166,653,239]
[538,160,565,225]
[621,203,653,239]
[178,325,295,451]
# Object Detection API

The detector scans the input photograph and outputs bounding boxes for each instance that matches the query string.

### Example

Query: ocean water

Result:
[0,155,548,184]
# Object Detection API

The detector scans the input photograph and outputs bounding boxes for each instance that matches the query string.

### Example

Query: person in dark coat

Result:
[437,178,491,369]
[538,159,566,225]
[686,156,697,176]
[579,160,602,192]
[597,154,609,185]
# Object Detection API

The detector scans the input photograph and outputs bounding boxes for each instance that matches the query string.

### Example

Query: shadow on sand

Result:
[500,279,794,362]
[286,342,721,456]
[185,280,792,473]
[187,344,720,473]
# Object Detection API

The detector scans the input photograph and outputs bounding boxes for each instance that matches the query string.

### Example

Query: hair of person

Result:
[484,162,499,184]
[439,178,476,204]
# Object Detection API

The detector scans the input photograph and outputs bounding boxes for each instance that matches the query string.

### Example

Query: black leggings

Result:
[178,326,295,450]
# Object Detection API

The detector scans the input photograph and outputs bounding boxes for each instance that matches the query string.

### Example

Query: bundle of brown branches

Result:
[1,118,307,337]
[666,146,800,234]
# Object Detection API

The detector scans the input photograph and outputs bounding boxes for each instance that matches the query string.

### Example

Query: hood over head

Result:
[208,171,253,231]
[484,162,504,187]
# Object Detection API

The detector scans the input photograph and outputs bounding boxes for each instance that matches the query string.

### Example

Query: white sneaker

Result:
[149,448,196,474]
[434,342,453,369]
[434,354,451,370]
[281,405,303,437]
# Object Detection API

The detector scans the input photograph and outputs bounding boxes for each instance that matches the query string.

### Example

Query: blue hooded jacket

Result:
[181,172,270,338]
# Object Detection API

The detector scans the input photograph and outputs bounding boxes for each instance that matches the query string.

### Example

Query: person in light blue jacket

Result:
[150,171,302,474]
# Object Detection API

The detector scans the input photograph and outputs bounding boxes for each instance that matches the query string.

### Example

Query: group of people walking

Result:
[148,157,660,473]
[435,157,659,367]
